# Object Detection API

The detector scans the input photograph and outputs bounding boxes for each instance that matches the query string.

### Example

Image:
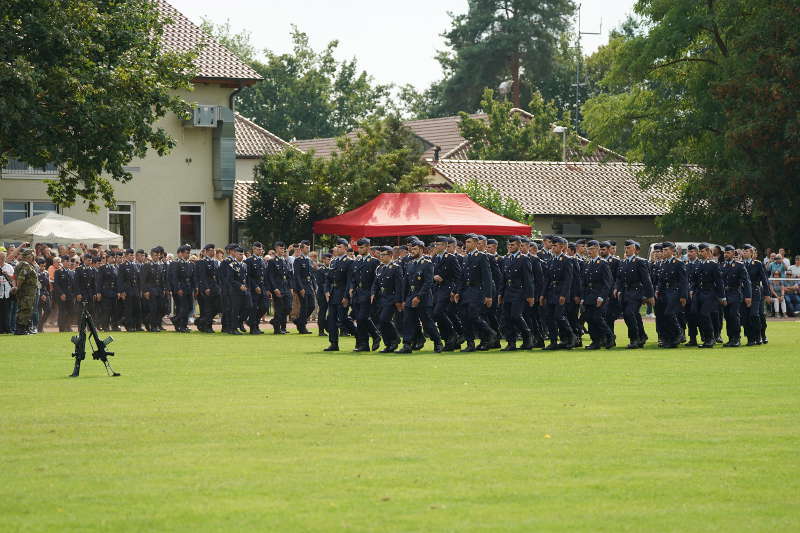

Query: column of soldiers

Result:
[320,235,772,353]
[18,235,773,350]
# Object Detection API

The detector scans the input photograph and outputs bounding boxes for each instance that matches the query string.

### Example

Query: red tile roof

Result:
[157,0,261,83]
[233,181,255,221]
[235,114,294,158]
[433,160,672,217]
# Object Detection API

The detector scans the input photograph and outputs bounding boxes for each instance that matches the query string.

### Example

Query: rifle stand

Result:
[69,302,120,377]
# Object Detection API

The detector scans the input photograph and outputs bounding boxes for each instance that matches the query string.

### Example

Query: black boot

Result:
[626,339,641,349]
[396,344,413,354]
[371,334,381,352]
[543,341,560,351]
[433,341,444,353]
[381,343,398,353]
[501,341,517,351]
[685,338,698,347]
[585,340,601,350]
[323,344,339,351]
[461,340,477,352]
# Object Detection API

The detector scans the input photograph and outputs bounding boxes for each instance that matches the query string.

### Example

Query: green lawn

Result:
[1,322,799,532]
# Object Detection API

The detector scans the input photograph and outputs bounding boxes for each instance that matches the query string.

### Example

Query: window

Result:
[108,203,134,249]
[2,200,57,224]
[179,204,203,250]
[1,158,58,177]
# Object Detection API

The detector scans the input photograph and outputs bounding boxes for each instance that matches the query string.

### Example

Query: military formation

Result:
[7,235,774,351]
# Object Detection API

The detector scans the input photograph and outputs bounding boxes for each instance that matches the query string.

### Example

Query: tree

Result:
[458,88,582,161]
[201,22,391,141]
[581,0,800,249]
[0,0,196,211]
[245,116,430,243]
[426,0,574,115]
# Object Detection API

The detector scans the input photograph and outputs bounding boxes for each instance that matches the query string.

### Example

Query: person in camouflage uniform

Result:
[13,249,41,335]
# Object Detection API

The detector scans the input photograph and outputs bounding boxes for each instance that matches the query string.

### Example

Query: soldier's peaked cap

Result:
[125,248,134,254]
[687,244,698,251]
[335,238,349,246]
[252,241,264,248]
[599,241,611,248]
[487,238,498,245]
[624,239,638,247]
[507,235,521,242]
[464,233,479,240]
[225,243,238,250]
[178,245,191,253]
[587,240,599,247]
[203,243,216,250]
[662,241,676,249]
[273,241,285,248]
[742,243,755,250]
[299,240,311,246]
[724,244,736,252]
[698,242,710,250]
[356,238,371,246]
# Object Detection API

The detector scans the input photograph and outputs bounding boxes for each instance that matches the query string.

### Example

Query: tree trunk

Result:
[511,53,521,108]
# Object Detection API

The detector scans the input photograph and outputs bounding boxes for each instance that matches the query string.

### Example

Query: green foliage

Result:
[4,323,799,530]
[459,88,580,161]
[245,116,430,242]
[451,178,532,228]
[201,23,391,141]
[581,0,800,250]
[0,0,196,211]
[414,0,574,117]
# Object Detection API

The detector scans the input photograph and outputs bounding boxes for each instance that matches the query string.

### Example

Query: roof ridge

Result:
[234,113,294,149]
[436,159,640,166]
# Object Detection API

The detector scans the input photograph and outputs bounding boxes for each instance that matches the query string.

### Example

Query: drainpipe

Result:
[228,85,244,243]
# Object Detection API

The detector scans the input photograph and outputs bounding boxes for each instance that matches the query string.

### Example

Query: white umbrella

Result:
[0,212,123,246]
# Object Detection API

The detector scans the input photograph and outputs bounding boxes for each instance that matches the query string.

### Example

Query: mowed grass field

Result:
[1,322,799,532]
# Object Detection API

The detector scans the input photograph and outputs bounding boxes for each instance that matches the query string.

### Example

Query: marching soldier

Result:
[454,234,496,352]
[168,245,194,333]
[720,244,752,347]
[684,244,702,346]
[581,240,614,350]
[616,240,654,349]
[245,242,269,335]
[313,253,331,336]
[141,247,163,332]
[540,237,575,350]
[396,240,442,354]
[655,242,688,348]
[292,240,315,335]
[740,244,769,346]
[371,246,403,353]
[694,243,725,348]
[477,236,501,348]
[521,238,546,348]
[267,241,291,335]
[650,244,666,345]
[349,238,380,351]
[599,241,621,347]
[324,238,354,351]
[565,242,584,347]
[431,236,462,351]
[499,236,534,351]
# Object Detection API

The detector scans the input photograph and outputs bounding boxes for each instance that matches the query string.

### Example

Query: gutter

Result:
[227,85,244,243]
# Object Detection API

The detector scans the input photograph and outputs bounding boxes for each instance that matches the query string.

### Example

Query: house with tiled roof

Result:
[431,160,678,250]
[1,0,268,250]
[291,109,625,164]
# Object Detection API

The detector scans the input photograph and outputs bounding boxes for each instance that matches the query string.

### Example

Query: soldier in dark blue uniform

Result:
[431,236,462,351]
[454,234,496,352]
[650,244,666,346]
[141,246,165,332]
[267,241,291,334]
[349,238,380,351]
[581,240,614,349]
[477,236,501,348]
[75,254,97,319]
[324,238,353,351]
[720,244,752,347]
[396,240,442,353]
[684,244,701,346]
[168,245,194,333]
[565,242,584,347]
[94,252,119,331]
[740,244,769,346]
[194,244,220,333]
[521,239,546,347]
[54,256,75,332]
[313,253,331,336]
[499,236,534,350]
[292,240,315,335]
[615,240,654,349]
[599,241,621,346]
[694,243,726,348]
[371,246,404,353]
[117,248,141,331]
[655,242,688,348]
[445,237,465,344]
[244,242,269,334]
[223,245,249,334]
[540,237,575,350]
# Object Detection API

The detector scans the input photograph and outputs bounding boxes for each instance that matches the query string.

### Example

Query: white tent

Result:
[0,212,123,246]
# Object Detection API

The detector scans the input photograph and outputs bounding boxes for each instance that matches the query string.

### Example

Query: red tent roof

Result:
[312,193,531,237]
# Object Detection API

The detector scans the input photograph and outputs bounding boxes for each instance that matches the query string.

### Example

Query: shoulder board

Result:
[559,256,564,261]
[754,260,762,264]
[672,258,677,263]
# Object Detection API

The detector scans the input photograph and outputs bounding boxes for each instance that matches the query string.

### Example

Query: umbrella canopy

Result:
[0,212,123,246]
[313,193,531,238]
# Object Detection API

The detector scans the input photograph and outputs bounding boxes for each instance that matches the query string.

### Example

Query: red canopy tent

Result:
[312,192,531,238]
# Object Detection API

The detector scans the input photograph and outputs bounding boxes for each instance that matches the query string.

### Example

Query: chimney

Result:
[433,146,441,162]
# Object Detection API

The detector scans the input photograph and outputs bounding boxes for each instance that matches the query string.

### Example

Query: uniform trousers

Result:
[271,294,289,331]
[583,300,612,343]
[352,298,378,346]
[316,293,328,334]
[543,299,573,343]
[432,291,455,341]
[723,297,742,341]
[56,296,73,332]
[142,289,164,330]
[196,290,220,330]
[402,303,441,346]
[295,289,315,330]
[172,290,193,330]
[375,301,400,346]
[621,294,647,342]
[97,293,118,330]
[501,291,531,343]
[459,288,493,342]
[248,289,269,330]
[121,292,141,331]
[327,297,349,345]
